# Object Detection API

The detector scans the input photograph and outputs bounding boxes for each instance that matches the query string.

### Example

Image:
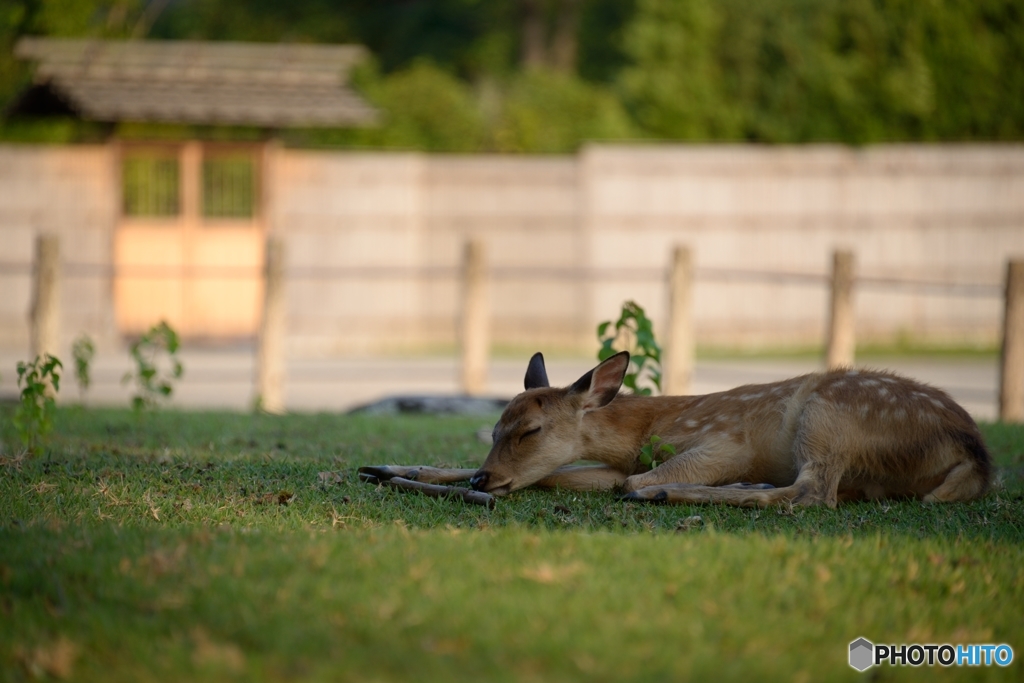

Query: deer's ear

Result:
[570,351,629,411]
[524,352,550,390]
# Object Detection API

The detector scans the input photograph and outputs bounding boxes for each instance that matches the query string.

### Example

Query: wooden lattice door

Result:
[114,141,265,339]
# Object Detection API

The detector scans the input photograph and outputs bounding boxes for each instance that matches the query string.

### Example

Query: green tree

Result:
[0,0,143,142]
[619,0,1024,143]
[619,0,740,140]
[713,0,938,143]
[359,59,487,152]
[6,0,1024,148]
[492,68,637,152]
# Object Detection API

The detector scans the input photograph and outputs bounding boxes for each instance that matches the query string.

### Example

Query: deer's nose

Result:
[470,471,489,491]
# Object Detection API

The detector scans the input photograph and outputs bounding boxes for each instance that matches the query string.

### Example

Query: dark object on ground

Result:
[359,468,495,509]
[347,395,508,416]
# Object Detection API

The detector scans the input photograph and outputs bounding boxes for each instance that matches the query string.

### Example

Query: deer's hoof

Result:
[618,488,669,503]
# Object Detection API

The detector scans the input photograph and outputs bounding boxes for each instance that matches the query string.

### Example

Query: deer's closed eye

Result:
[519,427,541,443]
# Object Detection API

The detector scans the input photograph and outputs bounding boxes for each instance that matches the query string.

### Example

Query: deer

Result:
[360,351,992,507]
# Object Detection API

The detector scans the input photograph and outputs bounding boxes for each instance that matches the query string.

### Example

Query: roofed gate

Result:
[13,38,376,339]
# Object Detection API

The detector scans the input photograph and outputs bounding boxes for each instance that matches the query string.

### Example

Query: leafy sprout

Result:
[597,300,663,396]
[122,321,184,411]
[15,354,62,452]
[639,435,675,469]
[72,333,95,401]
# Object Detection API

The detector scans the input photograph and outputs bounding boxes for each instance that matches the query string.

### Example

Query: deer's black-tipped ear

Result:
[524,352,550,390]
[569,351,629,411]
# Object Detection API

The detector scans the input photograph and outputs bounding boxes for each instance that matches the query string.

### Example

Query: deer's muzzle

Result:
[470,470,513,495]
[469,471,489,491]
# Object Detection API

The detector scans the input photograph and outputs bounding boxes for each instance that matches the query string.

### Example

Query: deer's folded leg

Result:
[382,477,495,509]
[534,465,629,491]
[620,482,804,508]
[358,465,477,485]
[620,445,736,494]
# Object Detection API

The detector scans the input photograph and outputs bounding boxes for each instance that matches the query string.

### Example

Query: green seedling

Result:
[14,354,62,451]
[123,321,184,411]
[639,434,675,468]
[597,300,663,396]
[72,333,95,402]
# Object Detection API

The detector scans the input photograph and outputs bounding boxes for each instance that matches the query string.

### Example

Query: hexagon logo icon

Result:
[849,637,874,671]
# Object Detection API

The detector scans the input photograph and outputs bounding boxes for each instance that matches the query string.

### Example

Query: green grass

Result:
[2,407,1023,682]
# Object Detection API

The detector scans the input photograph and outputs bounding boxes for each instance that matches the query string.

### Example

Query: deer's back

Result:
[649,369,989,487]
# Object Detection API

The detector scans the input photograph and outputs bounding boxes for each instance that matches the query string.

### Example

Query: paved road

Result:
[0,350,1001,421]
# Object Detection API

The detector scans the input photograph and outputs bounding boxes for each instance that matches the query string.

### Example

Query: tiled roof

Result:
[13,38,378,127]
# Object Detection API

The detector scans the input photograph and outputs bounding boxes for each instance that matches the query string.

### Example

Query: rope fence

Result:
[0,261,1005,296]
[4,234,1022,420]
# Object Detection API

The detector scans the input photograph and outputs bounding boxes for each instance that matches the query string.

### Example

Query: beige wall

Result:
[0,145,119,355]
[1,143,1022,358]
[271,151,586,355]
[421,156,584,351]
[583,145,1024,347]
[271,151,426,355]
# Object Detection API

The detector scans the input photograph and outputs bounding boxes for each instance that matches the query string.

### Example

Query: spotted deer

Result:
[362,351,992,507]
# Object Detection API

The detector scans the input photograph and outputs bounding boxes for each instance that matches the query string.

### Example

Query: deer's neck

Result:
[577,394,696,472]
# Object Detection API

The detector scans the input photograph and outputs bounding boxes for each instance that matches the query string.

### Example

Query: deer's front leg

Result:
[358,465,477,485]
[621,443,747,493]
[534,465,629,492]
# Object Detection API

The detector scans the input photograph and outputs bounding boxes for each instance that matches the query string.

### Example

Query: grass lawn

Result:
[2,406,1023,682]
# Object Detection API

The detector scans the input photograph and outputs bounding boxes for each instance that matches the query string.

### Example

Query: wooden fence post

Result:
[257,235,286,414]
[999,259,1024,422]
[665,245,694,396]
[30,233,60,360]
[460,239,489,396]
[825,249,856,370]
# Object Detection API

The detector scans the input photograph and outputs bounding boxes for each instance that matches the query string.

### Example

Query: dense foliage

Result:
[2,0,1022,149]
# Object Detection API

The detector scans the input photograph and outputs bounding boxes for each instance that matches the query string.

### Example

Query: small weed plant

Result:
[123,321,184,411]
[14,354,62,451]
[639,434,676,468]
[599,301,670,467]
[71,333,95,402]
[597,300,663,396]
